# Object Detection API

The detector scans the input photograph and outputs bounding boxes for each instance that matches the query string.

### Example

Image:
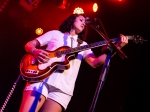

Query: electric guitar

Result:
[20,35,145,82]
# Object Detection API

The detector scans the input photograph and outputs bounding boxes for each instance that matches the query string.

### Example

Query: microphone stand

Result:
[88,20,127,112]
[88,51,112,112]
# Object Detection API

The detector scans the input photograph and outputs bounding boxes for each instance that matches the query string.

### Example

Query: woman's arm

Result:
[84,34,128,68]
[25,39,49,63]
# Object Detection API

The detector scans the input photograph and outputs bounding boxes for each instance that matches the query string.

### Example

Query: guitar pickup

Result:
[25,69,39,75]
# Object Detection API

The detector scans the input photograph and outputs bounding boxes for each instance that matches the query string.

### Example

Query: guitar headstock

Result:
[128,35,148,44]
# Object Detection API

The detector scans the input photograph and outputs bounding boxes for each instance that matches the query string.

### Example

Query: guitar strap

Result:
[77,38,83,46]
[70,37,83,47]
[69,38,83,58]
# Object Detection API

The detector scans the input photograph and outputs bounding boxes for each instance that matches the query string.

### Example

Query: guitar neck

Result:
[56,36,135,57]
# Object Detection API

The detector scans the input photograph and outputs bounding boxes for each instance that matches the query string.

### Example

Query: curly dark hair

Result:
[59,14,87,41]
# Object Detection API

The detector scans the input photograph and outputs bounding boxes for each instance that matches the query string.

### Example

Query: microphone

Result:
[85,17,100,24]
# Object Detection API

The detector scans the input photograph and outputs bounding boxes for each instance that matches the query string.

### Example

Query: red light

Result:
[93,3,98,12]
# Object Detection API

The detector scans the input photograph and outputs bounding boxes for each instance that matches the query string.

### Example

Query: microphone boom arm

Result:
[89,22,127,59]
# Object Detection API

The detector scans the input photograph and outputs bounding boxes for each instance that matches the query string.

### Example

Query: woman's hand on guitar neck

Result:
[116,34,128,49]
[32,48,49,63]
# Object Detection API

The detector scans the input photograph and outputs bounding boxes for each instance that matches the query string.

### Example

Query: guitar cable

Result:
[0,76,21,112]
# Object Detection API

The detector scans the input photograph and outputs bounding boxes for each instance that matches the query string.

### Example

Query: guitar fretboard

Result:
[55,36,135,57]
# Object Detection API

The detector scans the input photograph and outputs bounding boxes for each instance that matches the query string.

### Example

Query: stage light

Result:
[73,7,84,14]
[35,28,43,35]
[19,0,41,12]
[0,0,10,13]
[110,0,124,2]
[27,0,41,8]
[93,3,98,12]
[53,0,73,9]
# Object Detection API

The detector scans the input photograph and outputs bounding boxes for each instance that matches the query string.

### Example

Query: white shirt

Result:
[36,30,94,95]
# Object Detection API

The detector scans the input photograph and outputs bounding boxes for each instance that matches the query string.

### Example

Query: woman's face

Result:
[73,15,86,34]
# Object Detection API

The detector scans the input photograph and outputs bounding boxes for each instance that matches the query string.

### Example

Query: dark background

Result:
[0,0,149,112]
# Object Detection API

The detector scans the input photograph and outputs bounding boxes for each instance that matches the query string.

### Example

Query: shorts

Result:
[24,82,72,110]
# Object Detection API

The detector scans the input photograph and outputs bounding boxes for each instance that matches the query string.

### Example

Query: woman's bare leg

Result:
[40,98,62,112]
[19,90,46,112]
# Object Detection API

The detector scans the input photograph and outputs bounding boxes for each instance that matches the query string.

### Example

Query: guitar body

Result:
[20,46,76,82]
